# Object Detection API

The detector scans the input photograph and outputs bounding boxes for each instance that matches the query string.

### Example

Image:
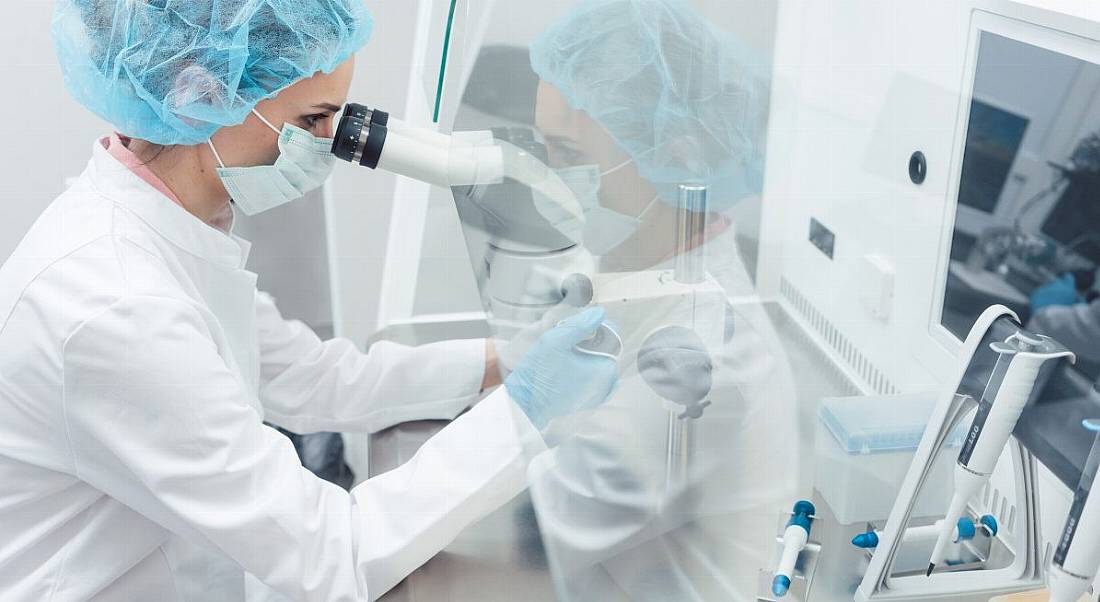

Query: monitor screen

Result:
[957,99,1029,213]
[940,31,1100,382]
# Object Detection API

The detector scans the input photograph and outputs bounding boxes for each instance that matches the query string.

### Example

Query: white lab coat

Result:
[528,219,799,601]
[1029,299,1100,366]
[0,140,545,601]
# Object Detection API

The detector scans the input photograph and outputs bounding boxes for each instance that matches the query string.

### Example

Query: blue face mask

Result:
[207,109,336,216]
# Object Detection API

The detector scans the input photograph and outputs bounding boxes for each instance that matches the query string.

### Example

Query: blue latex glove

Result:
[505,306,619,429]
[1030,274,1080,312]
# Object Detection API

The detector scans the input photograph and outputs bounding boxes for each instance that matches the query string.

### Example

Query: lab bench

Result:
[363,305,1047,602]
[365,303,873,601]
[364,305,1044,602]
[370,481,1013,602]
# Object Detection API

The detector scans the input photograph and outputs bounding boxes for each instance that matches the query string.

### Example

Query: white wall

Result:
[0,1,111,260]
[325,0,451,345]
[235,194,334,335]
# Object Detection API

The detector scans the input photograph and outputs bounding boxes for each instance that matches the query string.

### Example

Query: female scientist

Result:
[0,1,617,601]
[522,1,798,599]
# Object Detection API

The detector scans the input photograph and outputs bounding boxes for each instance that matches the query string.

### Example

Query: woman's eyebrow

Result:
[312,103,342,113]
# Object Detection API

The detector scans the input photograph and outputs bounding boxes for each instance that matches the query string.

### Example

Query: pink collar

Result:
[99,133,184,207]
[98,133,234,232]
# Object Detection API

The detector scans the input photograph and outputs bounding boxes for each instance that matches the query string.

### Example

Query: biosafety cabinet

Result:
[765,2,1100,600]
[325,1,1100,600]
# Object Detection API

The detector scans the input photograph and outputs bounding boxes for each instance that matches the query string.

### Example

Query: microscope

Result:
[331,103,731,481]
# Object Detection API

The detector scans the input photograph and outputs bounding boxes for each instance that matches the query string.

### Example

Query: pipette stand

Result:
[756,508,823,602]
[856,306,1047,601]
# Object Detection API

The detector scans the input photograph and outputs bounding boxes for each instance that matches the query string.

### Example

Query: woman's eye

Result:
[303,114,327,128]
[555,146,582,164]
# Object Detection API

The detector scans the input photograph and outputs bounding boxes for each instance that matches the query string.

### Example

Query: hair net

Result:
[529,0,770,209]
[53,0,374,145]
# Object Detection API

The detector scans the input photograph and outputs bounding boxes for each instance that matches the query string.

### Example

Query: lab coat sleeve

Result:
[62,295,546,602]
[1029,299,1100,364]
[254,291,487,434]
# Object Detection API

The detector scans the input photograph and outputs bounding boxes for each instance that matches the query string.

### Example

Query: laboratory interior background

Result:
[5,0,1100,600]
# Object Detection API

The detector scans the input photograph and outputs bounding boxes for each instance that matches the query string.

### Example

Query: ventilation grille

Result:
[980,482,1017,544]
[780,277,899,395]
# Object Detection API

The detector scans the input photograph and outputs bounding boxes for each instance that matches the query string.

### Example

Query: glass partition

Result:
[397,2,1100,600]
[444,2,800,599]
[941,31,1100,383]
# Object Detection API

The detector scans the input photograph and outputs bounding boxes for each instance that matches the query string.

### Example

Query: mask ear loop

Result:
[251,108,282,135]
[600,156,634,178]
[593,155,658,223]
[634,193,661,222]
[206,138,227,169]
[206,107,283,169]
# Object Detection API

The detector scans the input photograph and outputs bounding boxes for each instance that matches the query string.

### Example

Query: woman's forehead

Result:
[276,60,355,107]
[536,82,589,140]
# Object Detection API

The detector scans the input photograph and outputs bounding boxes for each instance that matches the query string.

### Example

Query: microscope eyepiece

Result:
[332,102,389,169]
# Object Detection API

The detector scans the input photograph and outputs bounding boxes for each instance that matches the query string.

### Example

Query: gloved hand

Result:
[505,306,619,430]
[495,304,578,375]
[1031,273,1080,312]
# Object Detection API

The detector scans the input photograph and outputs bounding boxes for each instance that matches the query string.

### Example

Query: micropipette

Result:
[927,332,1073,576]
[773,500,815,597]
[852,515,997,549]
[1047,416,1100,602]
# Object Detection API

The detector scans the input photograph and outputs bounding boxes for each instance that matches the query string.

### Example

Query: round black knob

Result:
[909,151,927,185]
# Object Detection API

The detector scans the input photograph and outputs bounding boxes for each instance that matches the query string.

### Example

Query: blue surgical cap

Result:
[53,0,374,145]
[530,0,769,209]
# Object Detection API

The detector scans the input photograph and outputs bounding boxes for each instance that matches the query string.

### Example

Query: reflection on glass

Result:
[957,100,1029,214]
[942,32,1100,383]
[448,0,793,600]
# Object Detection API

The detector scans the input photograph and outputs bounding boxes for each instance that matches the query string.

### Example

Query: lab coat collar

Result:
[88,139,252,270]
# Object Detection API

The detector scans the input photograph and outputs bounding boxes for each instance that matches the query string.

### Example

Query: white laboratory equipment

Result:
[330,1,1100,601]
[331,102,584,246]
[926,330,1074,576]
[851,516,996,551]
[856,306,1074,601]
[753,5,1100,600]
[1047,415,1100,602]
[332,95,732,510]
[331,103,729,365]
[815,393,963,525]
[773,500,817,598]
